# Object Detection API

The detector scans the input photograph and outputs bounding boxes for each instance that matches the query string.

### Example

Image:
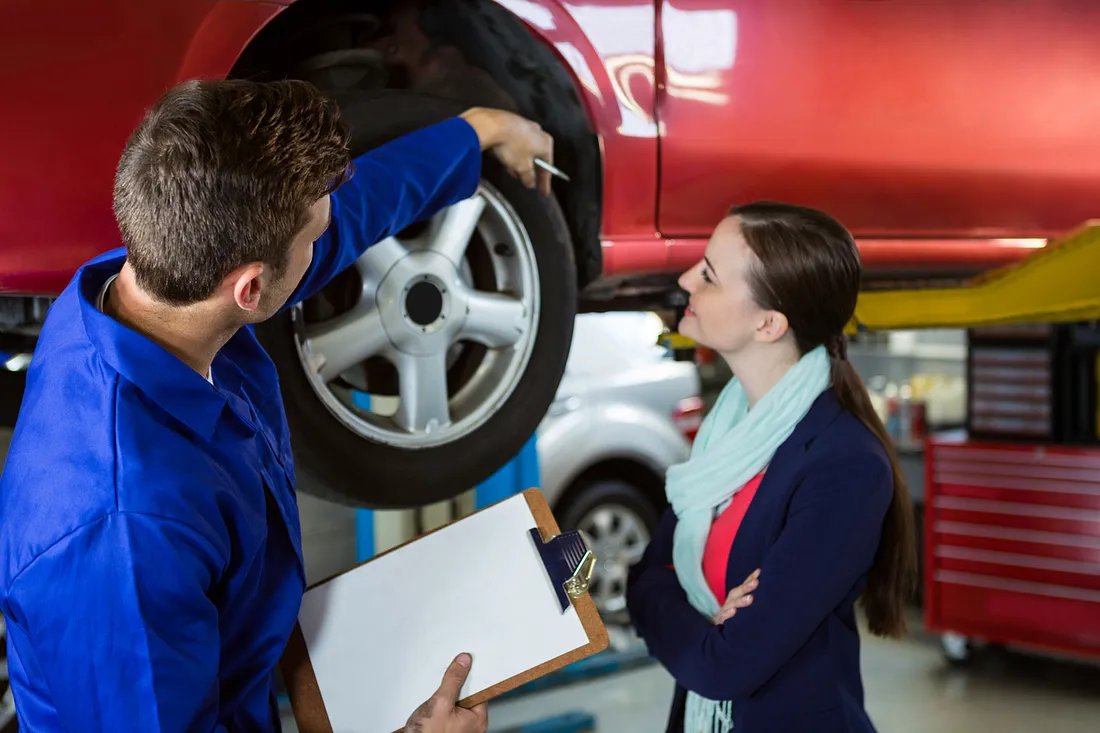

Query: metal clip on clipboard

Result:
[530,528,597,612]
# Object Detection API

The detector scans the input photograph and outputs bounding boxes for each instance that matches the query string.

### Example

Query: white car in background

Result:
[539,312,702,622]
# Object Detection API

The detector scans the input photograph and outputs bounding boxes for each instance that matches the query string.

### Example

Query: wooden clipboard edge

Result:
[279,487,609,733]
[279,622,334,733]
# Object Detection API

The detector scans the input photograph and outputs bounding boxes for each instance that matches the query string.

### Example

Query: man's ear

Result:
[754,310,789,344]
[228,263,266,313]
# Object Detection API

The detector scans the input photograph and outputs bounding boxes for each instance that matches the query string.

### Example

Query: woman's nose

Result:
[678,268,696,293]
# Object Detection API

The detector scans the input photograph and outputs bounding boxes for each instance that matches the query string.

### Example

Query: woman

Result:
[625,202,917,733]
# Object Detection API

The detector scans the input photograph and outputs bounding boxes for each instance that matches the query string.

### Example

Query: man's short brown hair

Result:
[113,78,352,305]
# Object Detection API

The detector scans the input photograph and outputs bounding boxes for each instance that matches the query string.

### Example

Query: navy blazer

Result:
[625,388,893,733]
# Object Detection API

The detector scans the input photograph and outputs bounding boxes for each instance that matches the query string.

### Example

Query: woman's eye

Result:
[702,269,714,284]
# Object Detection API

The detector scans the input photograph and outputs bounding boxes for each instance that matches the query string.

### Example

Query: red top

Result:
[703,471,765,603]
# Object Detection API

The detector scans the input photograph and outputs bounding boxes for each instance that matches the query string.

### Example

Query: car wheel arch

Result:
[228,0,606,287]
[552,456,669,520]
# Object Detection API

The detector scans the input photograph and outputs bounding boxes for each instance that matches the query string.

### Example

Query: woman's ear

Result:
[754,310,789,344]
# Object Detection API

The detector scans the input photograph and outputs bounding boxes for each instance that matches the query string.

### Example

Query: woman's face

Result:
[677,216,785,356]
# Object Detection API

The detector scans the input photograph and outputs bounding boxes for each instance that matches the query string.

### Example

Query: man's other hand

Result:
[460,108,555,195]
[404,653,489,733]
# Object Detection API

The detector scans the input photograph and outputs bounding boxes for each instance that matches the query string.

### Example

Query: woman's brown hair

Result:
[729,201,918,638]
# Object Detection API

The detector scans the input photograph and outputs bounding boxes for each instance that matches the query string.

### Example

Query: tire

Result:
[257,91,578,508]
[557,479,662,624]
[0,615,17,733]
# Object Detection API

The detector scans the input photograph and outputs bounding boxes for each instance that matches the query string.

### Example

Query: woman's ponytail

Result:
[730,200,919,638]
[827,335,918,638]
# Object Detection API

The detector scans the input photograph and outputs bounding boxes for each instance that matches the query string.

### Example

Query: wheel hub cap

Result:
[405,279,445,327]
[378,251,466,356]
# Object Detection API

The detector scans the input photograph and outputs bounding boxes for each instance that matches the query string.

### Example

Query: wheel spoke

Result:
[604,566,628,592]
[302,308,390,382]
[589,509,615,538]
[460,291,528,348]
[428,197,486,265]
[598,509,618,536]
[621,539,647,563]
[394,351,451,434]
[611,514,643,546]
[355,235,408,282]
[593,579,615,606]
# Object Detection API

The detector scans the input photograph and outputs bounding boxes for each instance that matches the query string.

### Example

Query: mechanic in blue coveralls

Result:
[0,78,555,733]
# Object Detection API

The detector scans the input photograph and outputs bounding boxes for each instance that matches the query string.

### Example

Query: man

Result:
[0,78,554,732]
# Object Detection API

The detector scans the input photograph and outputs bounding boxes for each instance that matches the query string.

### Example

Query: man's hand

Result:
[713,569,760,625]
[460,108,555,195]
[404,653,488,733]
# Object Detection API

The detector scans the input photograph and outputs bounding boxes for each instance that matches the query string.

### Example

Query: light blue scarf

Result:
[665,345,832,732]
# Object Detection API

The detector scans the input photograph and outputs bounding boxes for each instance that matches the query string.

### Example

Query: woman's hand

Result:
[404,654,488,733]
[713,569,761,625]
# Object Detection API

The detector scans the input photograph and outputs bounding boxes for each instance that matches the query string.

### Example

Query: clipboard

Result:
[280,488,609,733]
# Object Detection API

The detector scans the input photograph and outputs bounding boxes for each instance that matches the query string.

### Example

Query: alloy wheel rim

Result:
[293,183,540,449]
[578,504,651,615]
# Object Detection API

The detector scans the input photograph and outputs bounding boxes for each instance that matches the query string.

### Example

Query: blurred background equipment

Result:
[841,228,1100,669]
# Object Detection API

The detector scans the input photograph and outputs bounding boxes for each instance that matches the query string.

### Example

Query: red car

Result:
[2,0,1098,511]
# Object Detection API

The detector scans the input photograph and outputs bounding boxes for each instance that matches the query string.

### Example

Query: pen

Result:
[534,158,571,182]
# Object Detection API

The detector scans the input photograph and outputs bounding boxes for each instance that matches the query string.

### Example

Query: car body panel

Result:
[3,0,1096,296]
[0,0,659,295]
[538,397,692,506]
[0,0,283,296]
[657,0,1100,244]
[492,0,660,241]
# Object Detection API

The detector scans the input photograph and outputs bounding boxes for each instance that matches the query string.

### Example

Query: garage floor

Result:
[3,417,1100,732]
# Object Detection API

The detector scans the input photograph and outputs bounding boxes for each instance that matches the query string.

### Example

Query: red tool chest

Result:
[924,434,1100,661]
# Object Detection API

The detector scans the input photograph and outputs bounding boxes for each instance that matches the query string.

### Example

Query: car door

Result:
[656,1,1100,255]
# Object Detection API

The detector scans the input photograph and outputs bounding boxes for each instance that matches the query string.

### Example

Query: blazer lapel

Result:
[723,388,844,590]
[762,388,843,492]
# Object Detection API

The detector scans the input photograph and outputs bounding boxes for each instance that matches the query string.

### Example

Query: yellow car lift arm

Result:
[847,221,1100,334]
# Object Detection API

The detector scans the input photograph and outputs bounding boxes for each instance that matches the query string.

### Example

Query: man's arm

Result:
[624,453,893,701]
[6,512,228,732]
[287,108,552,308]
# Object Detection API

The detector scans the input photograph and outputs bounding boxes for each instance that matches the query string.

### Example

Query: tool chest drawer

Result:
[925,437,1100,658]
